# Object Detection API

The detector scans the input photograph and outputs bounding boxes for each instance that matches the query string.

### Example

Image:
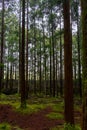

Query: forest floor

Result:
[0,94,82,130]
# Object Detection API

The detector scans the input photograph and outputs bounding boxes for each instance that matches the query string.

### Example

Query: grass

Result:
[50,103,64,112]
[0,123,23,130]
[0,94,47,114]
[15,103,46,114]
[64,123,81,130]
[0,101,47,114]
[0,123,11,130]
[46,112,64,119]
[0,93,82,130]
[50,124,81,130]
[0,94,64,115]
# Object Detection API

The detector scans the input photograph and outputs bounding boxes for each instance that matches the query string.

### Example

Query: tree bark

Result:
[25,0,29,99]
[63,0,74,124]
[0,0,5,93]
[20,0,26,108]
[81,0,87,129]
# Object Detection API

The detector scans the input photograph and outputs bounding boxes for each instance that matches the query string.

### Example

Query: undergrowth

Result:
[46,112,64,119]
[0,123,23,130]
[0,123,11,130]
[64,123,81,130]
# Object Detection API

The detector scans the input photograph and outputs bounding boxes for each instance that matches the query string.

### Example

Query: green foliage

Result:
[51,103,64,112]
[46,112,63,119]
[16,104,46,114]
[50,126,63,130]
[64,123,81,130]
[0,63,4,68]
[0,94,7,100]
[0,123,23,130]
[0,123,11,130]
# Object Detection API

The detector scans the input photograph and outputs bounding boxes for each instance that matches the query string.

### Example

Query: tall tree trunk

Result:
[20,0,26,108]
[14,65,17,81]
[55,45,58,96]
[63,0,74,124]
[49,35,52,96]
[19,0,22,94]
[25,0,29,99]
[33,17,36,95]
[10,63,13,90]
[42,17,47,95]
[60,17,63,96]
[0,0,5,93]
[6,62,9,89]
[39,30,42,93]
[76,0,82,98]
[52,20,55,97]
[81,0,87,129]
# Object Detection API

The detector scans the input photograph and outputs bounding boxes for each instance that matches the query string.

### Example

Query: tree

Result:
[63,0,74,124]
[76,0,82,98]
[19,0,26,108]
[81,0,87,129]
[25,0,29,98]
[59,15,63,96]
[0,0,5,93]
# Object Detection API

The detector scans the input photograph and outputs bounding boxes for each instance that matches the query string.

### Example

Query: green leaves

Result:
[7,56,17,63]
[64,123,81,130]
[0,63,4,68]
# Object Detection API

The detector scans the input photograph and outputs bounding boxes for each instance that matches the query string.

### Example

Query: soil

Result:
[0,104,81,130]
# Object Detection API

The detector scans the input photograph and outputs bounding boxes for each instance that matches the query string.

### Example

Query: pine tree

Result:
[81,0,87,129]
[63,0,74,124]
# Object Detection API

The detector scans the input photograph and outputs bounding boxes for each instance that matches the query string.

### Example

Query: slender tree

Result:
[76,0,82,97]
[25,0,29,98]
[0,0,5,93]
[81,0,87,129]
[19,0,21,93]
[63,0,74,124]
[19,0,26,108]
[59,16,63,96]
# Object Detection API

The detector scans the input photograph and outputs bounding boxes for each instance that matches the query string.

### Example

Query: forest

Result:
[0,0,87,130]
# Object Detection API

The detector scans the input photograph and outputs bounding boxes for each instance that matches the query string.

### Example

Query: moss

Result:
[50,103,64,112]
[64,123,81,130]
[0,123,11,130]
[0,123,23,130]
[0,94,8,100]
[14,104,46,114]
[46,112,63,119]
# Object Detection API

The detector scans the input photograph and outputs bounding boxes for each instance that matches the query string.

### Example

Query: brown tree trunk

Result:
[33,17,37,95]
[76,0,82,98]
[20,0,26,108]
[63,0,74,124]
[0,0,5,93]
[42,17,46,95]
[6,62,9,89]
[19,0,22,94]
[25,0,29,99]
[60,17,63,96]
[81,0,87,129]
[39,30,42,93]
[10,63,13,90]
[49,35,52,96]
[51,9,55,97]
